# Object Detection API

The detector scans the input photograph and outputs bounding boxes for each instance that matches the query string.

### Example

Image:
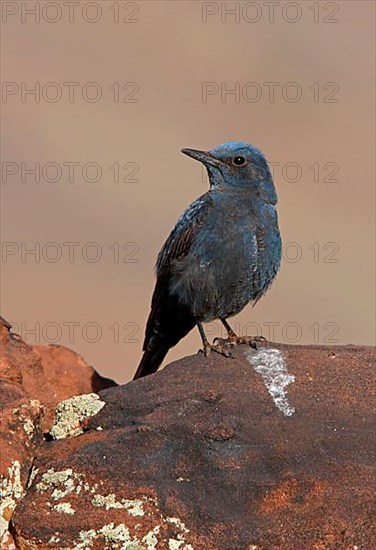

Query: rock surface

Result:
[0,317,116,548]
[10,342,376,550]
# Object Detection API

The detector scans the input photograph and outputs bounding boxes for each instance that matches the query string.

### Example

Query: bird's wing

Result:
[155,193,212,275]
[141,194,212,356]
[252,219,280,305]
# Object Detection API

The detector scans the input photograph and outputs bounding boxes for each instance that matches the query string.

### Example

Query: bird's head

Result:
[182,141,277,204]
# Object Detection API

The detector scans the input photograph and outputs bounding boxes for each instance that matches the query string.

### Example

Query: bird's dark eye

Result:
[232,156,246,166]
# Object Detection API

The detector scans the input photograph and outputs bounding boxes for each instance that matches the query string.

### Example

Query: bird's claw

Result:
[239,335,266,350]
[198,341,234,358]
[198,334,267,358]
[213,337,236,348]
[215,334,266,350]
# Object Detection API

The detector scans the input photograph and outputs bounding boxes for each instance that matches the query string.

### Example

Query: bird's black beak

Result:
[181,148,222,168]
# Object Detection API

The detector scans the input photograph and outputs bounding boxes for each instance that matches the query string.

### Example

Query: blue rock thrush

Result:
[133,141,282,379]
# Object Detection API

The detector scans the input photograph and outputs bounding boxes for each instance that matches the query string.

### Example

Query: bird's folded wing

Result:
[155,194,212,275]
[142,195,212,352]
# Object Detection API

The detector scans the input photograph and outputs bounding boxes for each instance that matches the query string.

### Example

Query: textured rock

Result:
[11,342,375,549]
[31,344,116,429]
[0,317,116,547]
[49,393,106,440]
[0,317,116,431]
[0,320,44,546]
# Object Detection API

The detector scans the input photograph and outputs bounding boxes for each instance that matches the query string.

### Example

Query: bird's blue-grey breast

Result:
[133,141,282,379]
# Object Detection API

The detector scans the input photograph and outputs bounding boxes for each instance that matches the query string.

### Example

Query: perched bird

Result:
[133,141,282,380]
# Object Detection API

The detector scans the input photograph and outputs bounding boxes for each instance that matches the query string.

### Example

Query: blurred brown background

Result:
[1,1,375,383]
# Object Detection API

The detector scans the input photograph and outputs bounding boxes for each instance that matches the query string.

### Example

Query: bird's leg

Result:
[215,319,267,350]
[197,323,233,358]
[220,319,238,340]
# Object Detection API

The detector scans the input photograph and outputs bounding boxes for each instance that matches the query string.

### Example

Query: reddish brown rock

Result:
[0,319,45,546]
[0,317,116,430]
[0,317,116,547]
[31,344,116,429]
[11,343,375,549]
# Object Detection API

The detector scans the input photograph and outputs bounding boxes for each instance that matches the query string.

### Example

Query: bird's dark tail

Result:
[133,313,195,379]
[133,345,170,380]
[133,272,197,380]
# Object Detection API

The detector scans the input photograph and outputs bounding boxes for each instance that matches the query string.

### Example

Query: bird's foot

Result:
[214,334,267,350]
[198,340,234,358]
